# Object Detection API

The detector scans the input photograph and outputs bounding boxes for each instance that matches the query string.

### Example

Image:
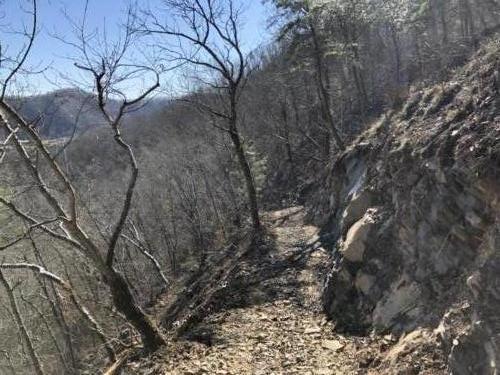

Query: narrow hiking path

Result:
[141,207,380,375]
[117,206,447,375]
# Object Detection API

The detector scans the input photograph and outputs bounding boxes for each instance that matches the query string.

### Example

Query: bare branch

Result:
[0,197,84,250]
[1,0,38,99]
[122,220,169,288]
[0,217,59,251]
[0,263,71,290]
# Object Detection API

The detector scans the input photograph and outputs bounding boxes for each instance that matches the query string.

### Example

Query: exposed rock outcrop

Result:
[306,38,500,373]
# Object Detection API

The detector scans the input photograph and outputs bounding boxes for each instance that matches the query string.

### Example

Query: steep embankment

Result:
[305,38,500,373]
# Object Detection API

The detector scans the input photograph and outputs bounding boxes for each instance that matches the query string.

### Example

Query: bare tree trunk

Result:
[125,219,169,289]
[228,96,261,230]
[104,267,165,352]
[0,270,45,375]
[229,129,261,229]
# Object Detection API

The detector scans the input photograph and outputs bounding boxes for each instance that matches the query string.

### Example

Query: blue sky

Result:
[1,0,272,95]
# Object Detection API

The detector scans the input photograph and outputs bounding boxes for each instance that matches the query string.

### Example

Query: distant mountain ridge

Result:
[9,88,168,139]
[9,89,109,138]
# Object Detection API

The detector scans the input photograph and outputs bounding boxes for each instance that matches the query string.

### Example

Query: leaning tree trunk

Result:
[105,267,166,352]
[106,269,165,352]
[68,228,166,353]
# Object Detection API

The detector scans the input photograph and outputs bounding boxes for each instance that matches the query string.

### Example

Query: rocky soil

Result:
[306,38,500,374]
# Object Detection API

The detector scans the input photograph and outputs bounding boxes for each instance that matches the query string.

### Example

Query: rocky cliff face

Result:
[306,39,500,373]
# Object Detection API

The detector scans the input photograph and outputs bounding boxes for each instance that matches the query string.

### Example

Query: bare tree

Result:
[140,0,262,229]
[0,0,37,101]
[0,1,166,353]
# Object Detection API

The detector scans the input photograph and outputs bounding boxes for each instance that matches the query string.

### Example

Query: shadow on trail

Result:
[206,224,320,314]
[159,207,326,343]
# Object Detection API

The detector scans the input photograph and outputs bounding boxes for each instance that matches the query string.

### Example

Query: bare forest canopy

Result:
[0,0,499,374]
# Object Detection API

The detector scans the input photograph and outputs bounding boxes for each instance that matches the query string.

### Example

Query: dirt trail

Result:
[137,207,380,375]
[124,207,444,374]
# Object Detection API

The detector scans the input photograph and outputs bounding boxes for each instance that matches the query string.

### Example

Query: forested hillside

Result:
[0,0,499,374]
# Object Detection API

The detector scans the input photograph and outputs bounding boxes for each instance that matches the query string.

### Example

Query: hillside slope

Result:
[305,38,500,373]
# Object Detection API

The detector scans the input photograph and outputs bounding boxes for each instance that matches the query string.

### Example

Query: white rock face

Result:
[340,209,377,263]
[341,189,373,230]
[372,274,421,330]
